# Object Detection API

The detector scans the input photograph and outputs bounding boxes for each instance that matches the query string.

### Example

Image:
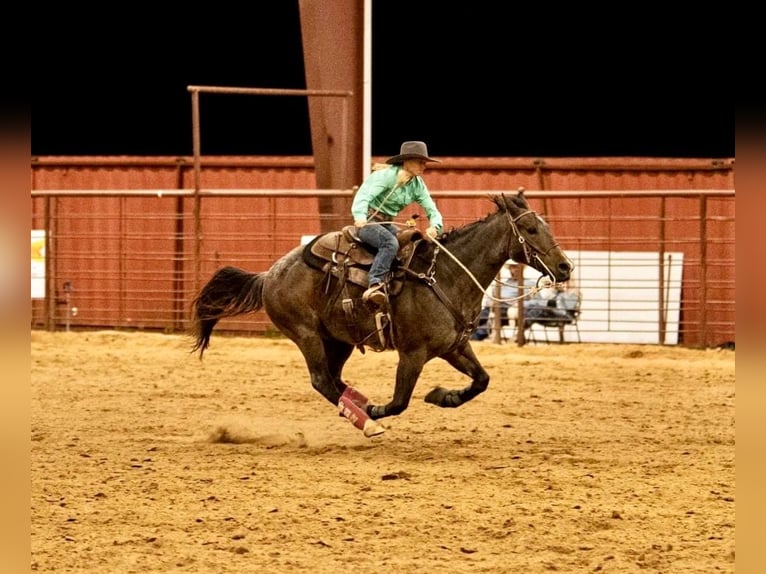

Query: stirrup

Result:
[363,284,387,306]
[375,312,390,348]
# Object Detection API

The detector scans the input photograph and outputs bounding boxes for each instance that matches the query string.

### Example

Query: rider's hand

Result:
[425,226,438,240]
[354,220,367,228]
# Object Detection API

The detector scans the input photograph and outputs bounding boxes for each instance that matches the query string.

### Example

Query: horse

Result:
[190,190,573,437]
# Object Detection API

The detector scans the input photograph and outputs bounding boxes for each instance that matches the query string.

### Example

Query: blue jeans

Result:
[357,223,398,286]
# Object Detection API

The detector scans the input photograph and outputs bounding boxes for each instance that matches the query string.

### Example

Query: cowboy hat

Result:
[386,141,441,164]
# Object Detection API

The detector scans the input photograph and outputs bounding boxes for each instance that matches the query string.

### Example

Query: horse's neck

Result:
[436,213,511,294]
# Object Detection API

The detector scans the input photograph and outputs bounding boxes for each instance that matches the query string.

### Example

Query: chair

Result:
[523,289,582,344]
[471,268,582,345]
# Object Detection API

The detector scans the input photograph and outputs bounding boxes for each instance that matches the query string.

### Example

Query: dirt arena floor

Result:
[31,330,735,573]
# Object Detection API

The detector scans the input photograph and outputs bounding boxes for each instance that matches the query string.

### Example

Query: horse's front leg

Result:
[367,351,426,420]
[424,343,490,408]
[293,336,385,437]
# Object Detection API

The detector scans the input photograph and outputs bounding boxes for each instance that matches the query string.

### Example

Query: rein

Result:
[430,208,556,304]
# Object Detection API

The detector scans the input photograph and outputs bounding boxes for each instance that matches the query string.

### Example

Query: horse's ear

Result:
[515,187,530,208]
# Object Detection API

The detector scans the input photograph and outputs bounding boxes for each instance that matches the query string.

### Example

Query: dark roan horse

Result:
[190,191,573,437]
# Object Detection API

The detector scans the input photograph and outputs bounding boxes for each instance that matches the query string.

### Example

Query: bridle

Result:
[411,203,572,309]
[504,208,572,285]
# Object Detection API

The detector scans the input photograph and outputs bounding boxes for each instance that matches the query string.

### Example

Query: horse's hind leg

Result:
[324,340,354,394]
[289,336,347,406]
[424,343,490,408]
[326,342,372,403]
[291,335,382,435]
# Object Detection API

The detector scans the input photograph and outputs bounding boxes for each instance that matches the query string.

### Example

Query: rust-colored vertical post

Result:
[119,196,126,327]
[173,160,185,331]
[299,0,364,232]
[44,196,54,331]
[699,195,708,346]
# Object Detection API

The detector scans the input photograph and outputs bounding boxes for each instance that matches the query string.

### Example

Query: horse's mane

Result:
[438,193,520,246]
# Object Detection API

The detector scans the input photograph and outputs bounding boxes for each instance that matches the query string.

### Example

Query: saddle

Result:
[302,226,425,352]
[303,226,424,292]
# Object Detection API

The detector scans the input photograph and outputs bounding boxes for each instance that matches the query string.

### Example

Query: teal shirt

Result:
[351,165,443,233]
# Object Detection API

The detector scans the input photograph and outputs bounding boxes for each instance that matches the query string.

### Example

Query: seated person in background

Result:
[472,273,579,340]
[523,284,580,329]
[471,265,522,341]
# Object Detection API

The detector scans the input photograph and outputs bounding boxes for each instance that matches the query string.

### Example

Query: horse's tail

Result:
[190,266,266,358]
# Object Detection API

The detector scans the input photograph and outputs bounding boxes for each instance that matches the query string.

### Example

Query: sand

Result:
[31,330,735,573]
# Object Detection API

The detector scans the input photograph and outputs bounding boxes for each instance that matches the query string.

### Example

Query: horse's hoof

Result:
[363,419,385,438]
[424,387,446,405]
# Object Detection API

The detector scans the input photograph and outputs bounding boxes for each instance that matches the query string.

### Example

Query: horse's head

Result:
[497,191,573,284]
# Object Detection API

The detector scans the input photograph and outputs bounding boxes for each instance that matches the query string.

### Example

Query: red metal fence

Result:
[30,188,734,348]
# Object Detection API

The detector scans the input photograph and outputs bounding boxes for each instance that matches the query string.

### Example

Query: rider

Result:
[351,141,444,307]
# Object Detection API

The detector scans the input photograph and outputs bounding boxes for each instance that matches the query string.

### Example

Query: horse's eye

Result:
[526,226,538,235]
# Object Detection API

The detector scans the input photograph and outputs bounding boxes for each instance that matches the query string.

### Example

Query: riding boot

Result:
[362,283,387,307]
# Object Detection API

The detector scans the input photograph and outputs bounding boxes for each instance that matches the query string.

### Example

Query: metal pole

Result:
[186,85,354,290]
[63,281,72,332]
[658,195,666,344]
[512,264,526,346]
[491,279,502,344]
[191,89,202,292]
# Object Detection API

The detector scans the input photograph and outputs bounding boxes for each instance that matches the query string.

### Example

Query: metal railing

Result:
[30,188,735,347]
